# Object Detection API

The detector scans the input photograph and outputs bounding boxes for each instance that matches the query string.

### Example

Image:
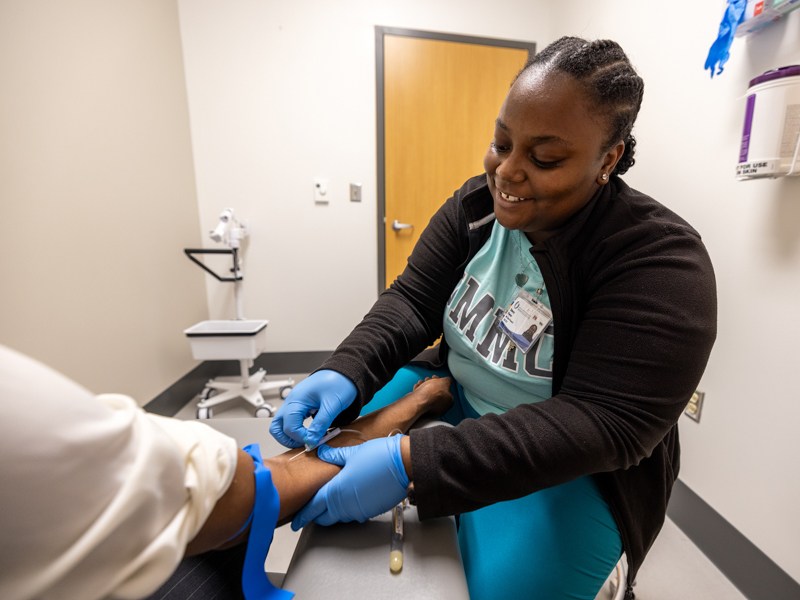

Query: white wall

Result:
[176,0,557,352]
[549,2,800,582]
[0,0,208,404]
[177,0,799,582]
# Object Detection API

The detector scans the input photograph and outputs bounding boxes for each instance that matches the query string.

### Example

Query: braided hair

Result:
[518,37,644,175]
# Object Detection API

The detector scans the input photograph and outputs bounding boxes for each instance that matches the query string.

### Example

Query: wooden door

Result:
[380,31,532,289]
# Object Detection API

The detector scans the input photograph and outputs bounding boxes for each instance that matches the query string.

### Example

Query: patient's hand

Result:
[412,375,453,418]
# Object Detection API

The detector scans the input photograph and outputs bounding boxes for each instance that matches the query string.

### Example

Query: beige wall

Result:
[0,0,208,404]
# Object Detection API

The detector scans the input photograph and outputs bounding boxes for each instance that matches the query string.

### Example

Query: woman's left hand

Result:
[291,435,409,530]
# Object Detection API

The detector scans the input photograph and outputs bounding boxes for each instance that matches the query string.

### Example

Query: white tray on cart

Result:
[184,319,268,360]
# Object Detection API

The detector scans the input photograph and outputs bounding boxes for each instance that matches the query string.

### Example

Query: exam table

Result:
[205,418,470,599]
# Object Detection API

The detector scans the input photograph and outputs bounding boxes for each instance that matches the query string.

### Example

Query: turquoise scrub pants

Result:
[361,366,623,600]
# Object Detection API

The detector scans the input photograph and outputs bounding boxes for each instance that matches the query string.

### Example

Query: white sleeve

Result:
[0,345,238,600]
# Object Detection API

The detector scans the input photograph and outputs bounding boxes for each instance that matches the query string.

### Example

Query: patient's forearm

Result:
[186,377,451,555]
[269,379,449,526]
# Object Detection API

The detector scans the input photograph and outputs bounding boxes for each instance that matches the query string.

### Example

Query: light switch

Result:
[314,178,329,203]
[350,182,362,202]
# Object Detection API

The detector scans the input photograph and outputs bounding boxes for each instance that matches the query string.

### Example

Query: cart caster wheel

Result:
[255,406,275,418]
[200,387,215,401]
[279,386,293,400]
[197,407,213,420]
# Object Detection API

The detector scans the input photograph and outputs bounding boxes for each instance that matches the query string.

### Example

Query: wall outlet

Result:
[685,390,705,423]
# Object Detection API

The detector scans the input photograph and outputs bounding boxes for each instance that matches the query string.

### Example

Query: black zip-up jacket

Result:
[321,174,717,589]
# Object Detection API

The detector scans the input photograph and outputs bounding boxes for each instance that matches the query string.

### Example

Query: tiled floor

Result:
[622,519,746,600]
[176,374,747,600]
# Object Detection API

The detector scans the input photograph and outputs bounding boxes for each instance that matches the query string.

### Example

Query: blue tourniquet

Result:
[241,444,294,600]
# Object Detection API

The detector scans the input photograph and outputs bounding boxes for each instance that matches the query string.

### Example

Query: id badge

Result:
[499,289,552,354]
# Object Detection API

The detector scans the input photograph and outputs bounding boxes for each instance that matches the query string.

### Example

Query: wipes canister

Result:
[737,65,800,180]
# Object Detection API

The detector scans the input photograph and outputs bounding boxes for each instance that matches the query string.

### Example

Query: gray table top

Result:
[284,508,468,599]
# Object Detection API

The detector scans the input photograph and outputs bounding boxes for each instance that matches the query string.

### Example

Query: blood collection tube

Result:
[390,501,404,572]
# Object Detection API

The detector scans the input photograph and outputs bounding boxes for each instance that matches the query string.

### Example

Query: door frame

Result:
[375,26,537,294]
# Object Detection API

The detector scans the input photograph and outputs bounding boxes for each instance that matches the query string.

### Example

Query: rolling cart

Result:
[184,209,293,419]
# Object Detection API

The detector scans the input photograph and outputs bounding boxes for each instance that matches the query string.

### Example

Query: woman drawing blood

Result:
[271,37,717,600]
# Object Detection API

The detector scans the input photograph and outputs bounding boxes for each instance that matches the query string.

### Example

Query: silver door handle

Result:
[391,220,413,231]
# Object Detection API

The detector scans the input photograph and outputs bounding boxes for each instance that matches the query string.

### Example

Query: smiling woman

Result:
[272,36,717,600]
[485,39,642,244]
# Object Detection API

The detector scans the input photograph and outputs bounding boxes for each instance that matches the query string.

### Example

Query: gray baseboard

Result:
[668,479,799,600]
[143,351,332,417]
[143,360,223,417]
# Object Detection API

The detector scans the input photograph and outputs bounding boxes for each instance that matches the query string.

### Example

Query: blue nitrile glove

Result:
[269,370,357,449]
[291,435,410,530]
[705,0,747,78]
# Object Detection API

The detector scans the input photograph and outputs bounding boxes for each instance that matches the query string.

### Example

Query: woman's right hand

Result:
[269,370,357,448]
